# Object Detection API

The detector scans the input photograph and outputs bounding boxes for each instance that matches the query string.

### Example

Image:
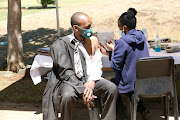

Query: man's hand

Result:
[82,81,97,110]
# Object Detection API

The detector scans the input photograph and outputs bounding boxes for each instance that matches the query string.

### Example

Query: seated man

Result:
[42,12,118,120]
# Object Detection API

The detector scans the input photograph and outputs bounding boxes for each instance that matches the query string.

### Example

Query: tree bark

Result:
[7,0,25,72]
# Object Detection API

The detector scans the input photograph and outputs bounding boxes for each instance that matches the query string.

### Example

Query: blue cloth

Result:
[111,29,149,93]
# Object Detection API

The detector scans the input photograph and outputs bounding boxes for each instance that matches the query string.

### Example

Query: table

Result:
[149,43,180,64]
[30,54,53,85]
[30,43,180,85]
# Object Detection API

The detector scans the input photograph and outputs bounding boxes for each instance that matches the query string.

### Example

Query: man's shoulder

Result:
[90,35,98,41]
[51,36,70,48]
[90,35,99,45]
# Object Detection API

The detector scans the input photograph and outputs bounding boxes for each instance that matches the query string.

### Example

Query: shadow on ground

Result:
[0,69,47,104]
[0,27,72,70]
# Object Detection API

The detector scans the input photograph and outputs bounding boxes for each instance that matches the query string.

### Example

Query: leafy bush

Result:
[38,0,55,8]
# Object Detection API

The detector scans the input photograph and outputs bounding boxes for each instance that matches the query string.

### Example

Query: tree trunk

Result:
[7,0,25,72]
[41,0,47,8]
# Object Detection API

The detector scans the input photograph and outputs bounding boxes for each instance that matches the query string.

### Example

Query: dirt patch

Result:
[0,74,24,91]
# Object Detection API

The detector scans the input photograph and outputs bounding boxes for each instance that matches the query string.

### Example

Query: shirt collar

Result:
[68,32,77,43]
[68,32,85,44]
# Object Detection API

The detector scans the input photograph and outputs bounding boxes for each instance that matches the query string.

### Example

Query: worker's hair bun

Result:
[127,8,137,20]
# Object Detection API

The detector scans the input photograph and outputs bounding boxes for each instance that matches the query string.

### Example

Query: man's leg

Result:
[53,83,78,120]
[93,79,118,120]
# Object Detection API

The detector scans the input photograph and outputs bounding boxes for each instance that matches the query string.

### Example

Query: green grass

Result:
[0,0,42,8]
[22,9,52,18]
[0,0,51,21]
[0,0,105,21]
[0,9,7,21]
[0,9,52,21]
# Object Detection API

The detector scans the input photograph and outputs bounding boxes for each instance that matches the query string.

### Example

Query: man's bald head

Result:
[71,12,90,27]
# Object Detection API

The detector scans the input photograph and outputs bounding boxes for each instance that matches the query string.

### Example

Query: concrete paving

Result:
[0,103,180,120]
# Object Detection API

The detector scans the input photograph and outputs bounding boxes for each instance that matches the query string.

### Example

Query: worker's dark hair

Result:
[118,8,137,30]
[71,12,88,27]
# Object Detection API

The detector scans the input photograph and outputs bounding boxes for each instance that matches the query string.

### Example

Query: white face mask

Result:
[119,26,125,37]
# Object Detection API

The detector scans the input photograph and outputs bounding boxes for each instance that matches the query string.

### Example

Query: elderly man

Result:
[42,12,118,120]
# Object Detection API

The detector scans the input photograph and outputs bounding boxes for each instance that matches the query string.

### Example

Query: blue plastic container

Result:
[155,47,161,52]
[0,42,7,45]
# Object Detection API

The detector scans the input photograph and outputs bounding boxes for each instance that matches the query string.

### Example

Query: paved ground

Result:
[0,103,180,120]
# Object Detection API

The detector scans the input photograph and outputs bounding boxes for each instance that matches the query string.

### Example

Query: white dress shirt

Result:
[68,33,103,81]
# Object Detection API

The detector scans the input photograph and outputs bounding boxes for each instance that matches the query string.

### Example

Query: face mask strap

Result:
[76,25,85,36]
[76,25,93,32]
[75,25,93,38]
[76,25,85,31]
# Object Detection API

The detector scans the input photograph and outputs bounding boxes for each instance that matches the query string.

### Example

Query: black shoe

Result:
[140,109,151,120]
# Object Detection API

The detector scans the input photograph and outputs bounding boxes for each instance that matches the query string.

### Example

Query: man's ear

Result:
[73,25,78,32]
